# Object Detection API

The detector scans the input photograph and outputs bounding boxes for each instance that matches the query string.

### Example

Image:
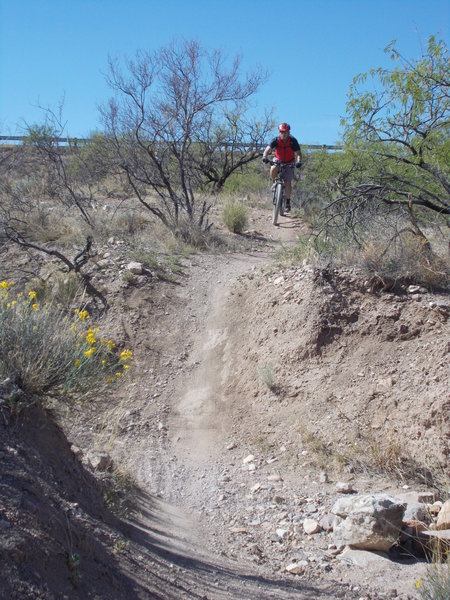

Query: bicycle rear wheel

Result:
[272,184,283,225]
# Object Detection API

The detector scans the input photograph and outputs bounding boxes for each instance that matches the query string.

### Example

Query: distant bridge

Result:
[0,135,342,151]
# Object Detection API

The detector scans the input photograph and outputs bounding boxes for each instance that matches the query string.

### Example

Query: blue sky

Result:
[0,0,448,145]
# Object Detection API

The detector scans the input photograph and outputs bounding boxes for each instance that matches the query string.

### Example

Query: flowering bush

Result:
[0,281,132,409]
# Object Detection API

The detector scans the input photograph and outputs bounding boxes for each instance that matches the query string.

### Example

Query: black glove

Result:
[262,156,270,164]
[295,161,302,169]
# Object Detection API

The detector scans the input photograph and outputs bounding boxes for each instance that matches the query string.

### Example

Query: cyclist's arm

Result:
[262,144,272,160]
[290,137,302,163]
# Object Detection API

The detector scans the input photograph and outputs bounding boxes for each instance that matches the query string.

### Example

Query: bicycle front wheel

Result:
[272,184,283,225]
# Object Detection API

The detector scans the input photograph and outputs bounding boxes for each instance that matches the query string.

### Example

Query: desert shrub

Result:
[0,281,132,410]
[417,564,450,600]
[113,209,151,236]
[345,229,449,288]
[222,200,249,233]
[258,362,277,391]
[23,272,83,310]
[173,214,225,250]
[285,220,449,289]
[222,162,268,196]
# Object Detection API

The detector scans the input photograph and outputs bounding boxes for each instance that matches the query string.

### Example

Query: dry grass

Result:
[222,199,249,233]
[343,230,449,290]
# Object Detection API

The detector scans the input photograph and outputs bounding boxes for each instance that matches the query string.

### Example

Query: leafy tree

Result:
[339,35,449,223]
[100,39,273,238]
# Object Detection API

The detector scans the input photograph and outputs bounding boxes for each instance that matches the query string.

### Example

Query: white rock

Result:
[267,474,283,482]
[243,454,255,464]
[126,261,144,275]
[276,528,289,540]
[336,481,354,494]
[332,494,406,552]
[436,499,450,530]
[303,519,321,535]
[285,561,308,574]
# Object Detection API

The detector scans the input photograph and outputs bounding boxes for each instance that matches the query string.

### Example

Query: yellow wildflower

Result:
[86,329,96,345]
[102,359,106,366]
[28,291,37,300]
[0,281,9,289]
[106,377,112,384]
[107,340,116,350]
[32,303,38,310]
[84,347,96,357]
[120,349,133,362]
[75,359,80,368]
[416,579,422,588]
[115,372,122,378]
[123,364,130,370]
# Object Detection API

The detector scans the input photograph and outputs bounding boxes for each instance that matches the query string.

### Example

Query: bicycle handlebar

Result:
[264,158,295,167]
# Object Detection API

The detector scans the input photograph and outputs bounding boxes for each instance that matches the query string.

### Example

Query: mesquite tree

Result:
[100,39,272,236]
[339,35,449,223]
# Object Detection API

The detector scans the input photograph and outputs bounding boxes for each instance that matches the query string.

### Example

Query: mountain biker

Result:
[262,123,302,213]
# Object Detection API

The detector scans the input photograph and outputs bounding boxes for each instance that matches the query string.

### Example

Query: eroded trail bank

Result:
[57,207,447,599]
[100,248,370,599]
[86,231,447,598]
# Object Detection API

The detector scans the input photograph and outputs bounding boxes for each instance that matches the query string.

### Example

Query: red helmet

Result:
[278,122,290,132]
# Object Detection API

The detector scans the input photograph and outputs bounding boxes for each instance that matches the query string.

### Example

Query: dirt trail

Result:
[78,207,443,599]
[109,213,368,598]
[101,212,372,599]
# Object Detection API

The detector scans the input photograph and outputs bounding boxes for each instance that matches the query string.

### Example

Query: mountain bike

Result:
[266,160,295,226]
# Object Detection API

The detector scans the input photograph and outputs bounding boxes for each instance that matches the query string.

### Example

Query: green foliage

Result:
[293,36,449,282]
[222,199,249,233]
[342,35,449,217]
[221,161,268,196]
[0,281,132,410]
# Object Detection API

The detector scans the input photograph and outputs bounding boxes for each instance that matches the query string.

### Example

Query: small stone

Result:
[243,454,255,464]
[319,471,328,483]
[336,482,354,494]
[303,519,321,535]
[276,528,289,540]
[126,261,144,275]
[285,560,308,574]
[229,527,247,534]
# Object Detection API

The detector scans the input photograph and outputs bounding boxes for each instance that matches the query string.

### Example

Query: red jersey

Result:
[269,135,301,163]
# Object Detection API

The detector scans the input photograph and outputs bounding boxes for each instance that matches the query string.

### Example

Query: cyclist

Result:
[262,123,302,212]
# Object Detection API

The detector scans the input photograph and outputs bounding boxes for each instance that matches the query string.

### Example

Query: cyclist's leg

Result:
[284,168,294,212]
[270,164,279,183]
[283,180,291,211]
